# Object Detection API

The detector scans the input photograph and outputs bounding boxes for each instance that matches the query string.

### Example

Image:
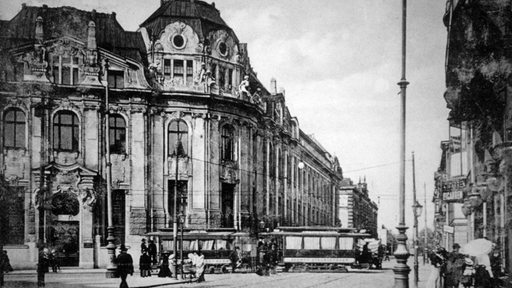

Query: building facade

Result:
[0,0,343,269]
[338,178,378,238]
[435,0,512,275]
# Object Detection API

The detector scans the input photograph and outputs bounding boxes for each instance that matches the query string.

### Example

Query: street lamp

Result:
[412,200,423,288]
[103,59,117,278]
[394,0,411,286]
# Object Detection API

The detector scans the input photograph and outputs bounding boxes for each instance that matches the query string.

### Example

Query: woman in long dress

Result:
[426,249,447,288]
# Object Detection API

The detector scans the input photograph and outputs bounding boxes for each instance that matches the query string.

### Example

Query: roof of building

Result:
[0,5,146,63]
[140,0,238,42]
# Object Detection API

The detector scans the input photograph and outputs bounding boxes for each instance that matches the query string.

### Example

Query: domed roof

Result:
[140,0,238,42]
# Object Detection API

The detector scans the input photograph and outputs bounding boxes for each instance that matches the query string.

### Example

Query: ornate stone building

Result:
[338,178,378,238]
[0,0,342,268]
[434,0,512,275]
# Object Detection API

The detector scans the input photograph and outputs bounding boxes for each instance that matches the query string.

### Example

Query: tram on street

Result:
[147,229,253,274]
[260,226,370,272]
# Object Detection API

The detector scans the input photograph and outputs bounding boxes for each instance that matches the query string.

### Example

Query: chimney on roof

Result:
[42,4,48,9]
[92,9,96,18]
[212,2,215,8]
[270,78,277,95]
[111,12,116,19]
[87,21,97,50]
[35,16,44,43]
[22,3,26,8]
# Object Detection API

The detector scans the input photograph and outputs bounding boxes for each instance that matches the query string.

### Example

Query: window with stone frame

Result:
[163,59,172,77]
[218,66,226,89]
[109,114,126,154]
[221,125,235,161]
[3,108,26,149]
[53,110,79,152]
[173,59,184,84]
[51,54,80,85]
[108,70,124,89]
[185,60,193,85]
[168,120,188,156]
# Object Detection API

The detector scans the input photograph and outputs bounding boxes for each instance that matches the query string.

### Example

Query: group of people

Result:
[139,239,157,277]
[256,240,279,276]
[427,243,502,288]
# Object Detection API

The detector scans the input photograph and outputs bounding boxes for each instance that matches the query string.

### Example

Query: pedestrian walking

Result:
[37,248,50,287]
[461,257,475,288]
[229,246,241,273]
[0,249,13,287]
[139,250,151,277]
[158,251,172,278]
[148,239,157,265]
[425,247,447,288]
[115,245,134,288]
[140,239,147,254]
[445,243,465,288]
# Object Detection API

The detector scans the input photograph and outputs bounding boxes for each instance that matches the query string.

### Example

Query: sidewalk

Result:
[5,268,195,288]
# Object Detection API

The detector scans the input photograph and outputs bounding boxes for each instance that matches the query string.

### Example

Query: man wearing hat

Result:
[116,245,134,288]
[445,243,465,288]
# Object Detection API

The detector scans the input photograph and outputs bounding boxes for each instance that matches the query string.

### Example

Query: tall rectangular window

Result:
[164,59,171,77]
[53,111,79,151]
[219,66,226,89]
[109,114,126,154]
[3,108,26,148]
[186,60,193,85]
[173,60,184,84]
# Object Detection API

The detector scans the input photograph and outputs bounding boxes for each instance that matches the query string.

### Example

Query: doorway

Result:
[50,221,79,266]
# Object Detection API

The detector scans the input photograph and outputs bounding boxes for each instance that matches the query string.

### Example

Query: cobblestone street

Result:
[4,259,433,288]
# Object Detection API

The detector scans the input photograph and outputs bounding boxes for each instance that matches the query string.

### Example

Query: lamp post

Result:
[104,59,117,278]
[394,0,411,287]
[412,201,423,288]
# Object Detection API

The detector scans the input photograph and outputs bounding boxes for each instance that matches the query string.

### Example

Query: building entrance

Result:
[50,221,79,266]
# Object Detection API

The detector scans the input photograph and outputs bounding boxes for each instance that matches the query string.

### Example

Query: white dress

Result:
[426,265,443,288]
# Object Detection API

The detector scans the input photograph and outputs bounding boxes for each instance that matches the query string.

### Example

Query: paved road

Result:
[4,260,433,288]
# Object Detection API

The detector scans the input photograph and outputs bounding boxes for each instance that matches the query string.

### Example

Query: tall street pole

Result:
[172,114,180,280]
[412,152,419,288]
[423,182,427,265]
[394,0,411,287]
[104,59,117,278]
[37,93,47,288]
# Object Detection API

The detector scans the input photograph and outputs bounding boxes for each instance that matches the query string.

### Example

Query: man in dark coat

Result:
[229,246,241,273]
[0,249,13,287]
[445,243,465,288]
[139,250,151,277]
[116,245,134,288]
[140,239,147,254]
[37,248,50,287]
[148,240,157,265]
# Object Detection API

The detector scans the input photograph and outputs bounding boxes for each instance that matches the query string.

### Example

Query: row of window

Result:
[2,108,237,160]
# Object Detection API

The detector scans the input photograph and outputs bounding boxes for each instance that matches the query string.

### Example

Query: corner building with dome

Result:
[0,0,343,268]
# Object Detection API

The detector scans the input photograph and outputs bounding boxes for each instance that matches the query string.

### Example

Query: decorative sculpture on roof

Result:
[238,75,250,99]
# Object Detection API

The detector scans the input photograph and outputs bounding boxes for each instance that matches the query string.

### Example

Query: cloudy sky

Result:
[1,0,449,234]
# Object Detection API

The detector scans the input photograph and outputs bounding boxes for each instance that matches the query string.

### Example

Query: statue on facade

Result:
[238,75,250,99]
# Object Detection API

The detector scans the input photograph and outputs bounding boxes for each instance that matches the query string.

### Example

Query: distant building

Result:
[338,178,378,238]
[0,1,342,268]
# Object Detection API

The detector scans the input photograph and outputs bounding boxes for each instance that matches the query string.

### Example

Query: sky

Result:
[0,0,450,235]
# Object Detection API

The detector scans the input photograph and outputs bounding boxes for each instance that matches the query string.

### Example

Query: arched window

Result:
[169,120,188,156]
[221,125,235,161]
[109,114,126,154]
[3,108,26,148]
[53,111,79,151]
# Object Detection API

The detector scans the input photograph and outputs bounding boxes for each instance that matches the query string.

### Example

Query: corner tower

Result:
[139,0,251,96]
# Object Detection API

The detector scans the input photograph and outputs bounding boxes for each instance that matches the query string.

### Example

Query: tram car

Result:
[147,229,253,274]
[260,226,370,272]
